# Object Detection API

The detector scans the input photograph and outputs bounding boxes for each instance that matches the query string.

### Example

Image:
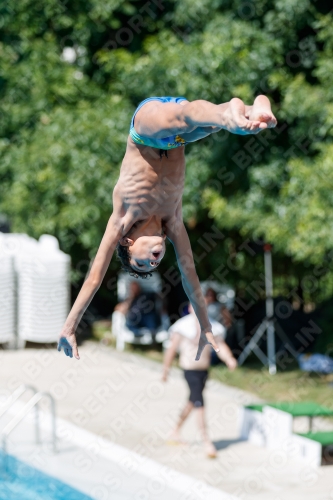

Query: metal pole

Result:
[39,392,57,453]
[35,403,40,444]
[14,266,18,350]
[267,320,276,375]
[49,396,57,453]
[2,435,7,473]
[264,245,276,375]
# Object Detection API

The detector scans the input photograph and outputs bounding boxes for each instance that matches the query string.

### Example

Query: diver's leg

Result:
[135,96,276,138]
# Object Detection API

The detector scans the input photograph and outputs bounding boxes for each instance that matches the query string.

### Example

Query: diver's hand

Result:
[195,331,219,361]
[57,327,80,360]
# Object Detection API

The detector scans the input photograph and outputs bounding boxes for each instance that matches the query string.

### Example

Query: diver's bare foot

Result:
[204,440,217,458]
[222,98,262,135]
[248,95,277,130]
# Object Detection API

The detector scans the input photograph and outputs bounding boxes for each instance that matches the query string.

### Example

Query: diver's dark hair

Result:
[116,242,153,279]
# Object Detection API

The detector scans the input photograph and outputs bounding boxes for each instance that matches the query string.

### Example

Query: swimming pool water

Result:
[0,452,94,500]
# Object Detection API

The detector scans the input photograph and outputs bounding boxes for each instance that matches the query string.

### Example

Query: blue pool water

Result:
[0,453,93,500]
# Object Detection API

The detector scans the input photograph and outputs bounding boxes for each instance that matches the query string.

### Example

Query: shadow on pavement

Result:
[213,438,244,451]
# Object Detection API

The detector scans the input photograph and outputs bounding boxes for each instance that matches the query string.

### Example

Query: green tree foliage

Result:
[1,0,333,303]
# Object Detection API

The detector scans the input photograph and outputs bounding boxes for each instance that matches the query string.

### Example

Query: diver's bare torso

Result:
[113,136,186,233]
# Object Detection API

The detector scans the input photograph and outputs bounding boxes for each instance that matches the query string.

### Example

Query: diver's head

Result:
[116,218,166,279]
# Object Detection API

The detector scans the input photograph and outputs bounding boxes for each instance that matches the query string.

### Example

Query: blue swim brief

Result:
[129,96,188,150]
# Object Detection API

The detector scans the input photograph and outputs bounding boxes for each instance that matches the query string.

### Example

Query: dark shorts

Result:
[183,370,208,407]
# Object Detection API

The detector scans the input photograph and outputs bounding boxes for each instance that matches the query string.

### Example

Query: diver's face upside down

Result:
[119,216,166,274]
[128,234,166,272]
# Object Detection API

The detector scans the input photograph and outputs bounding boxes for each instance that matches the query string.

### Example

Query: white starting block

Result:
[287,433,322,466]
[263,405,293,449]
[239,405,266,447]
[239,402,333,466]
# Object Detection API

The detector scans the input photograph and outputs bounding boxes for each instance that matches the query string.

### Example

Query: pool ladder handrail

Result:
[0,385,40,444]
[0,384,38,419]
[0,386,57,462]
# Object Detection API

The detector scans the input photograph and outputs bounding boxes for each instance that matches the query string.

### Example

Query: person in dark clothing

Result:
[115,281,161,336]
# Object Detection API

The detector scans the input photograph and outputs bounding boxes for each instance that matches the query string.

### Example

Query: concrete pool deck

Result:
[1,408,235,500]
[0,341,332,500]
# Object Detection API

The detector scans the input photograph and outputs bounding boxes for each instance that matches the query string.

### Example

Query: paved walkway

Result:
[0,341,332,500]
[2,408,234,500]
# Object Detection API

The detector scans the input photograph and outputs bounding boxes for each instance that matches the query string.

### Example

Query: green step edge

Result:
[297,432,333,446]
[244,401,333,417]
[244,404,265,412]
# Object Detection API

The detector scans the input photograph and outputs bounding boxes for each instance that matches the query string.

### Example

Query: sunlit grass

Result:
[211,358,333,407]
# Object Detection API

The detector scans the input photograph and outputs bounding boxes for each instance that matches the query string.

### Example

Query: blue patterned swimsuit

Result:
[129,96,188,152]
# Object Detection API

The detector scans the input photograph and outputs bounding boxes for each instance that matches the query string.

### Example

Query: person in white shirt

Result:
[162,304,237,458]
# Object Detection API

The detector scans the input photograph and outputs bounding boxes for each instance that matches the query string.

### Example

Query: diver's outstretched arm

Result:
[57,213,122,359]
[166,216,220,361]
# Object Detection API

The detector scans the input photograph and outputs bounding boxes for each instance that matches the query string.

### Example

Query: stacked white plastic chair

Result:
[0,235,16,345]
[16,235,70,343]
[0,233,70,345]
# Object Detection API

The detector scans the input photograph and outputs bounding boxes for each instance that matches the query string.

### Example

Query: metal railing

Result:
[0,385,39,444]
[0,385,38,419]
[0,386,57,470]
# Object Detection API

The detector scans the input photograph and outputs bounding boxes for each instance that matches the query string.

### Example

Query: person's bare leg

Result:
[169,401,194,443]
[196,407,217,458]
[246,95,277,128]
